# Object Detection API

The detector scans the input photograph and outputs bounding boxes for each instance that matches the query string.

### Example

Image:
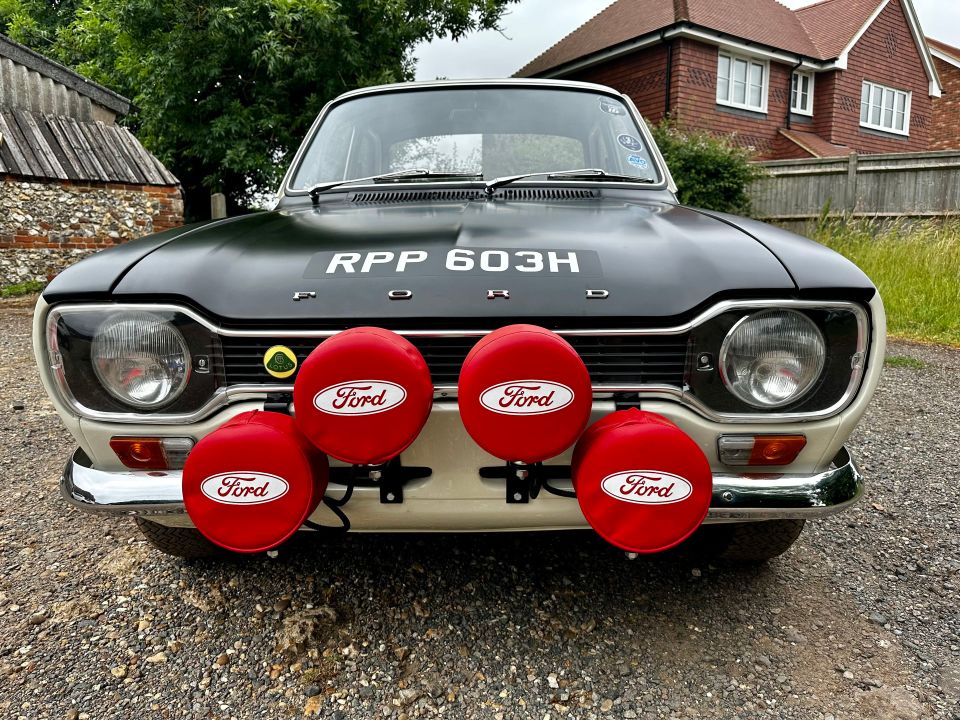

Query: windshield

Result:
[288,87,661,190]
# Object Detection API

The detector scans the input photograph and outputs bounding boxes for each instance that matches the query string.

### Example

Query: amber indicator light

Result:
[749,435,807,466]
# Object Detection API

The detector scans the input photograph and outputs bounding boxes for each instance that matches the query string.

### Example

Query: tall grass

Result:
[809,218,960,346]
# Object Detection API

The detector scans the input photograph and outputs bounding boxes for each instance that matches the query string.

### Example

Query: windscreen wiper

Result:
[307,169,482,202]
[484,168,656,196]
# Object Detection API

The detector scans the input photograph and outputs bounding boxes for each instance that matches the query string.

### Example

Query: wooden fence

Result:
[749,150,960,229]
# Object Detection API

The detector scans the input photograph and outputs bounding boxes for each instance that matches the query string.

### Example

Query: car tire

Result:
[698,519,806,563]
[134,517,223,559]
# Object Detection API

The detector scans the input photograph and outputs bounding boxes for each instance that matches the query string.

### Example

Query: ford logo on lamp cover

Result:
[313,380,407,416]
[200,471,291,505]
[479,380,574,415]
[600,470,694,505]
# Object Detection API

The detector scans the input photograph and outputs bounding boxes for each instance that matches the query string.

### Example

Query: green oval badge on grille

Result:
[263,345,298,379]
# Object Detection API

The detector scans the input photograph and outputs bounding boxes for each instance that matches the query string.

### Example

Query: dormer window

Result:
[860,80,910,135]
[791,71,814,116]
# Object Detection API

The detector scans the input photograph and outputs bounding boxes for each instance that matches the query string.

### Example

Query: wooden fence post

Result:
[844,152,859,215]
[210,193,227,220]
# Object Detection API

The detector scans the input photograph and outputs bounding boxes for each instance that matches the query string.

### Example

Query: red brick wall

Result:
[669,38,795,158]
[568,44,670,122]
[559,0,934,159]
[0,178,183,250]
[823,0,931,152]
[930,56,960,150]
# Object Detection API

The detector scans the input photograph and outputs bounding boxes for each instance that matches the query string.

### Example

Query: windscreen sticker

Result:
[599,98,626,116]
[626,154,649,169]
[304,248,603,278]
[617,134,643,151]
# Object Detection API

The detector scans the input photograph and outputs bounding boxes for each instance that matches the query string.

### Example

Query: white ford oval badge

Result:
[314,380,407,416]
[600,470,693,505]
[479,380,574,415]
[201,471,290,505]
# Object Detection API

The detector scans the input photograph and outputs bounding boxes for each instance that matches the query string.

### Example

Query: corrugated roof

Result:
[516,0,889,77]
[0,34,131,116]
[0,109,178,185]
[794,0,885,59]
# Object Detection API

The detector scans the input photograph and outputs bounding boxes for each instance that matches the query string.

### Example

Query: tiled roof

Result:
[0,108,178,185]
[516,0,885,77]
[794,0,885,59]
[778,128,850,158]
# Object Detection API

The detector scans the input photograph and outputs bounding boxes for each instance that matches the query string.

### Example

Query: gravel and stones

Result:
[0,296,958,718]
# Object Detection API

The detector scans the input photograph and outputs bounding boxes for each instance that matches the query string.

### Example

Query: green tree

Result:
[1,0,516,217]
[651,121,765,216]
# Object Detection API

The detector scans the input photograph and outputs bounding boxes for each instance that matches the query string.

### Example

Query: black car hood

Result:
[104,197,801,323]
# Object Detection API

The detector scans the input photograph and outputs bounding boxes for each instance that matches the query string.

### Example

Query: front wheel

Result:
[134,517,222,559]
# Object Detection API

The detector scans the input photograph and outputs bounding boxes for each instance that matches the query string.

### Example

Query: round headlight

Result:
[719,310,825,409]
[92,312,190,409]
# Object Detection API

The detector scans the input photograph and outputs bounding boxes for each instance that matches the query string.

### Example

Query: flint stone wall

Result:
[0,176,182,285]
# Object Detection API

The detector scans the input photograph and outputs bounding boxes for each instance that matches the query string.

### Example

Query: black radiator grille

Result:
[221,333,689,388]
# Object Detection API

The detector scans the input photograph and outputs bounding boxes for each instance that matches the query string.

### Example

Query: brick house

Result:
[0,34,182,286]
[515,0,943,160]
[926,37,960,151]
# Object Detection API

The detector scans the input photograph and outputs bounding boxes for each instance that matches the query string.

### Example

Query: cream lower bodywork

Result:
[35,294,886,533]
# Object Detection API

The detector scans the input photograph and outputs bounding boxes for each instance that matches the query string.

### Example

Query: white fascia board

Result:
[539,33,663,78]
[541,24,829,79]
[930,46,960,71]
[668,27,825,69]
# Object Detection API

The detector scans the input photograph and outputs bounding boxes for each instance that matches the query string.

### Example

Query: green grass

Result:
[811,218,960,346]
[884,355,926,370]
[0,280,45,298]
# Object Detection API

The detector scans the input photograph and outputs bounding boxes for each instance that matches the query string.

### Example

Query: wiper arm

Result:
[307,169,482,202]
[484,168,655,196]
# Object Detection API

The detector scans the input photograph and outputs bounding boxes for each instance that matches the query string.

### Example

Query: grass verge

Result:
[811,218,960,346]
[0,280,45,298]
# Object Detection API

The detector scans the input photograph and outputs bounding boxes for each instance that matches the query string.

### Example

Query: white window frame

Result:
[859,80,911,136]
[716,51,769,114]
[791,71,814,116]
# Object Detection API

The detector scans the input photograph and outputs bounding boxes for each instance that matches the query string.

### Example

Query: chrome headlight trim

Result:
[42,299,871,425]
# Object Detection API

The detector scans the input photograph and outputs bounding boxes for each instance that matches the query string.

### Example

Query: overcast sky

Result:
[414,0,960,80]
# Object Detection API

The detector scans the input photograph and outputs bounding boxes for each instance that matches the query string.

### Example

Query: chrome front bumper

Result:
[61,447,864,526]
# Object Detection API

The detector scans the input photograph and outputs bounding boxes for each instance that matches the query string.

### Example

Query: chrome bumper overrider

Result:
[61,447,863,525]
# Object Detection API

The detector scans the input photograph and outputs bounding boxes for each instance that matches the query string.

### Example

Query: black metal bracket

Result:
[328,459,431,504]
[505,462,542,504]
[480,463,578,502]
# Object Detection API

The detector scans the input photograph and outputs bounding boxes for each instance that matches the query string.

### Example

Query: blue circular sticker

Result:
[626,154,649,169]
[617,134,643,151]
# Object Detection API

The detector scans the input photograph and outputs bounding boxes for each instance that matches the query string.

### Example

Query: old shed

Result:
[0,34,182,286]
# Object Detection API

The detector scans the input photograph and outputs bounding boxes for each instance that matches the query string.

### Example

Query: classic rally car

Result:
[34,79,884,562]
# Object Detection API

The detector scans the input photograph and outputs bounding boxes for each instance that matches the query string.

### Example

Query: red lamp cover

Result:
[293,327,434,465]
[182,411,328,553]
[572,409,713,553]
[458,324,592,463]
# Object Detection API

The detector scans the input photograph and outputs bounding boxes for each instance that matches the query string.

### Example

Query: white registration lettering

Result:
[548,251,580,273]
[360,251,395,273]
[397,250,428,272]
[480,250,509,272]
[515,251,544,272]
[446,249,475,271]
[326,252,361,273]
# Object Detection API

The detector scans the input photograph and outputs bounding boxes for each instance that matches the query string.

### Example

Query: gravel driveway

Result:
[1,296,958,720]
